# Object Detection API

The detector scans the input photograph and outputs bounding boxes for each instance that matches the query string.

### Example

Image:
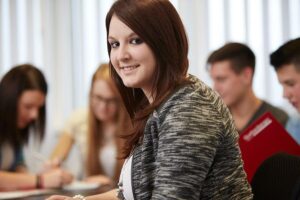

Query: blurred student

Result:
[207,42,289,133]
[47,0,252,199]
[0,64,73,191]
[49,63,129,186]
[270,37,300,143]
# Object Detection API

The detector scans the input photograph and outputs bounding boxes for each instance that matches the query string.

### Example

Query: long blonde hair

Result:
[86,63,129,183]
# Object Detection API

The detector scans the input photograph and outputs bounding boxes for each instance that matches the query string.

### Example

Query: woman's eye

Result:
[110,41,119,48]
[131,38,143,45]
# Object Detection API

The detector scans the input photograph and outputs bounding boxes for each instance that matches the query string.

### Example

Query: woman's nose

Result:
[117,45,130,61]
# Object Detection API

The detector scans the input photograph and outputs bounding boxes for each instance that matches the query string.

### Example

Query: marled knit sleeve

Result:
[150,82,252,200]
[151,95,222,199]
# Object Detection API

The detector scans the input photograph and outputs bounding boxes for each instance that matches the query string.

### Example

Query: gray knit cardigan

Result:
[129,75,253,200]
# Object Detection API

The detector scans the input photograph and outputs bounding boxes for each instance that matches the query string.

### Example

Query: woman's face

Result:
[91,79,118,122]
[17,90,45,129]
[108,14,157,102]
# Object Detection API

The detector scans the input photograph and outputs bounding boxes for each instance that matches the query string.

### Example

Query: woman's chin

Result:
[123,81,137,88]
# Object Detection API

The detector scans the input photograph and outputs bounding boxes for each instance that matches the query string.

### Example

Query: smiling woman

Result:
[47,0,252,200]
[108,17,157,102]
[0,64,73,191]
[1,1,299,149]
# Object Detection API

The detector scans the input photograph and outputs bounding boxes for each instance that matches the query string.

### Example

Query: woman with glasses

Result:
[49,63,129,187]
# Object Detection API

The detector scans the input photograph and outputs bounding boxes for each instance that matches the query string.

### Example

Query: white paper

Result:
[0,189,55,199]
[62,180,100,191]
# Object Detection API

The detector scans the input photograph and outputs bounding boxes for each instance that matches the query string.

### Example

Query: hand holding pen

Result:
[40,168,74,188]
[32,152,74,188]
[32,152,63,171]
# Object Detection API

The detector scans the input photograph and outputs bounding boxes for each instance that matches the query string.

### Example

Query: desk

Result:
[4,185,112,200]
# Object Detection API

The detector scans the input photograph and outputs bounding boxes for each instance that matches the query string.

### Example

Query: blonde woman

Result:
[49,63,129,186]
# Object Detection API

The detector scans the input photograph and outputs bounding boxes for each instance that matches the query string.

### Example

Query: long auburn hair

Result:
[106,0,190,157]
[0,64,47,148]
[86,63,129,182]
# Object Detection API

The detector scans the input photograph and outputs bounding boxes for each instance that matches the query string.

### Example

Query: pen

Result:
[32,151,47,163]
[31,151,65,169]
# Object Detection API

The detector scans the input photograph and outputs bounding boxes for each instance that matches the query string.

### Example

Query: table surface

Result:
[13,185,112,200]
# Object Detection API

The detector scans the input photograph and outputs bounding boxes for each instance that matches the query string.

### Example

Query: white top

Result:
[62,108,116,179]
[119,155,134,200]
[99,139,117,178]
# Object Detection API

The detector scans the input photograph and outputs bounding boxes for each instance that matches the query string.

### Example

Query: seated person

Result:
[0,64,73,191]
[49,63,130,186]
[270,37,300,144]
[46,1,253,199]
[207,42,289,133]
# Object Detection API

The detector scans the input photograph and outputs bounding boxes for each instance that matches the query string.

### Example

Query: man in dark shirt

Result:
[207,42,289,133]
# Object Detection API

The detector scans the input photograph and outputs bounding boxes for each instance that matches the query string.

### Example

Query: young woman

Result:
[0,64,73,191]
[47,0,253,199]
[49,63,128,186]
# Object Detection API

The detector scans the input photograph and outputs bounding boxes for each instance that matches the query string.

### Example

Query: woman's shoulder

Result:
[186,74,219,99]
[66,107,88,123]
[159,75,227,116]
[62,107,88,133]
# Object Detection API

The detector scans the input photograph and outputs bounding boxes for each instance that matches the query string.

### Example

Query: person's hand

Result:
[84,175,113,186]
[42,157,62,172]
[41,168,74,188]
[46,195,72,200]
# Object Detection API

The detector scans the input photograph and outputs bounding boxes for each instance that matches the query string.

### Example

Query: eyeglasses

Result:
[91,94,119,106]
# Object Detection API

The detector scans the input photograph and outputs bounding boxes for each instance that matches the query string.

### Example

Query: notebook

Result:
[239,112,300,182]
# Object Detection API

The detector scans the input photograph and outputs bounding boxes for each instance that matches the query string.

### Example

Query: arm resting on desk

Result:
[0,171,36,190]
[0,169,73,191]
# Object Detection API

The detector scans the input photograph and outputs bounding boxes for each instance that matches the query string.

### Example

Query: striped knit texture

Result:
[131,75,253,200]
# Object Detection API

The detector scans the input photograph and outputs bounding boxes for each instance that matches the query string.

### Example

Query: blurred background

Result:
[0,0,300,172]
